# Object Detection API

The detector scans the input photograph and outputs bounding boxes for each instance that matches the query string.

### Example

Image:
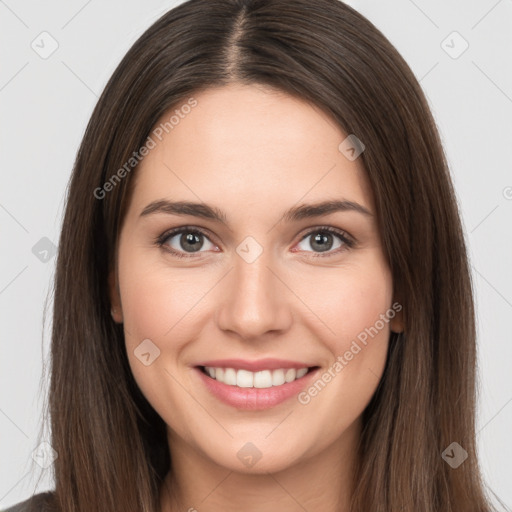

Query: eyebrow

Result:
[139,199,373,227]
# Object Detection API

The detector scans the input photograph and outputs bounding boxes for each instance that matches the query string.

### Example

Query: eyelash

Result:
[155,225,355,259]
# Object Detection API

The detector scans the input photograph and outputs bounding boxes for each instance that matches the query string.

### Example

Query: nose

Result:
[215,249,293,341]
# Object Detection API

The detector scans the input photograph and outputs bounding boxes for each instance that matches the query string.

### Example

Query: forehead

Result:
[129,83,374,219]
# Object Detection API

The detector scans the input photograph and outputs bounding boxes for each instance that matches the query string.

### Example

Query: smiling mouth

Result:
[198,365,319,388]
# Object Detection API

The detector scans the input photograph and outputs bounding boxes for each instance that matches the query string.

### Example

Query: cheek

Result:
[335,276,393,357]
[292,255,394,354]
[115,248,189,388]
[309,258,393,415]
[118,248,206,344]
[291,255,393,418]
[116,252,203,428]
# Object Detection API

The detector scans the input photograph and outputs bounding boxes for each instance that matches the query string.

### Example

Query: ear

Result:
[389,299,404,334]
[108,268,123,323]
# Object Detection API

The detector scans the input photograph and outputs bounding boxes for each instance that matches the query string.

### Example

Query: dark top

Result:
[2,492,56,512]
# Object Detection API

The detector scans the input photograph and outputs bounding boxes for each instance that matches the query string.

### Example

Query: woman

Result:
[4,0,507,511]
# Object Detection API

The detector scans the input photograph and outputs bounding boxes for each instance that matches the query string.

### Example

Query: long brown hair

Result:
[33,0,505,510]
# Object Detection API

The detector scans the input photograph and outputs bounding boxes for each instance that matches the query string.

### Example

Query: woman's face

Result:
[110,83,403,473]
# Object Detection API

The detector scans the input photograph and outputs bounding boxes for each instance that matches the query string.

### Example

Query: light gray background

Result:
[1,0,511,509]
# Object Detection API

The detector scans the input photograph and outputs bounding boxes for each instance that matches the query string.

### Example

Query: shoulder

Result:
[2,491,57,512]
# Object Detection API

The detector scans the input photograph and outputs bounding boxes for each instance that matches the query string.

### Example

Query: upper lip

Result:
[195,358,316,372]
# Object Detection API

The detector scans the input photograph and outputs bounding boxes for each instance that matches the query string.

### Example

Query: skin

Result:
[109,83,404,512]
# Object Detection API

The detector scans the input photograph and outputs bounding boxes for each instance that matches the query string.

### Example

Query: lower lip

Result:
[194,367,319,410]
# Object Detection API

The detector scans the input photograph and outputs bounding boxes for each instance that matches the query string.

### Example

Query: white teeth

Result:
[203,366,310,388]
[272,369,286,386]
[285,368,296,383]
[223,368,237,385]
[296,368,308,378]
[236,369,253,388]
[253,370,272,388]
